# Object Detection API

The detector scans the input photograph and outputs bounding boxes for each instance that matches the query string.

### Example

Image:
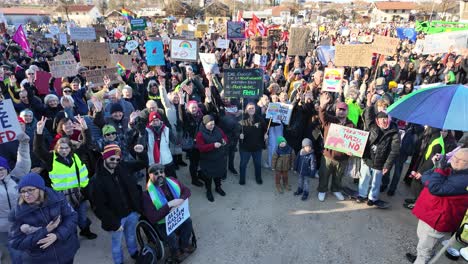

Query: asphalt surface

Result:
[2,154,457,264]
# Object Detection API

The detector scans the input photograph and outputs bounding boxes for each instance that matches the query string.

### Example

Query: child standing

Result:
[294,138,317,200]
[271,136,296,193]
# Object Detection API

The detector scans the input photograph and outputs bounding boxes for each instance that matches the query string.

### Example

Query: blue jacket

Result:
[294,150,316,178]
[9,188,79,264]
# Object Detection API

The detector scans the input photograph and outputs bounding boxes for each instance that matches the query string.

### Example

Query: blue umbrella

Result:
[387,84,468,131]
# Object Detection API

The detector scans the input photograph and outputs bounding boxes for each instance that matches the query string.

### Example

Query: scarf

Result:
[147,178,181,210]
[147,124,166,164]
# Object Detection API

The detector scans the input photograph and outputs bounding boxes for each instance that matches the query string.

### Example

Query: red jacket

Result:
[412,168,468,232]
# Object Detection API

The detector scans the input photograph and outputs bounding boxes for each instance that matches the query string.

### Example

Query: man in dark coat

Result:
[90,144,148,264]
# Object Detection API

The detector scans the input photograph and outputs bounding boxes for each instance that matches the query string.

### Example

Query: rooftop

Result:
[55,5,95,13]
[0,7,51,15]
[374,1,417,11]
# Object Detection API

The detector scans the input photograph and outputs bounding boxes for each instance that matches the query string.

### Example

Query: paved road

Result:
[72,154,460,264]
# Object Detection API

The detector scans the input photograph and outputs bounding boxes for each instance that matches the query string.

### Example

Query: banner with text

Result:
[69,27,96,41]
[170,39,198,62]
[165,199,190,235]
[324,124,369,157]
[48,51,78,78]
[371,35,400,56]
[266,103,294,125]
[224,68,263,98]
[78,42,110,66]
[322,68,344,93]
[0,99,22,144]
[334,45,372,67]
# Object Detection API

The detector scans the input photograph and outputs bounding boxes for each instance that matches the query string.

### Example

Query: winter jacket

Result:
[319,106,354,161]
[272,146,295,172]
[294,150,316,178]
[0,139,31,232]
[9,188,79,264]
[143,125,173,166]
[90,152,147,231]
[196,125,228,179]
[103,98,135,119]
[413,168,468,232]
[362,108,400,170]
[239,115,267,152]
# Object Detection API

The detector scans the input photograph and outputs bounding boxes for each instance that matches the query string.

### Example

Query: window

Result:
[76,12,79,15]
[402,10,405,13]
[393,10,397,13]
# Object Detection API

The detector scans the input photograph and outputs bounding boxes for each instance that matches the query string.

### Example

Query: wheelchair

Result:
[136,218,197,264]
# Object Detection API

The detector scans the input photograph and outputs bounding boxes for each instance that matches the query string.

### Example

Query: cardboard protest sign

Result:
[334,45,372,67]
[358,35,373,43]
[350,29,359,42]
[109,42,119,50]
[419,31,468,54]
[58,33,68,45]
[69,27,96,41]
[226,21,245,40]
[199,53,220,74]
[176,24,188,35]
[216,38,229,49]
[268,29,281,42]
[130,19,147,31]
[266,102,294,125]
[253,54,267,67]
[170,39,198,62]
[78,42,110,67]
[82,67,119,86]
[288,27,311,56]
[94,24,106,38]
[145,41,165,66]
[49,25,60,35]
[48,51,78,78]
[165,199,190,235]
[224,68,263,98]
[0,99,23,144]
[324,124,369,157]
[109,54,133,69]
[197,24,208,33]
[125,40,139,51]
[372,35,399,56]
[34,71,52,95]
[181,30,195,39]
[322,68,344,93]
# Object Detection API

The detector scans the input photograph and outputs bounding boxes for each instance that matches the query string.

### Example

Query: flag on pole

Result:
[12,25,32,57]
[121,8,134,20]
[114,30,124,39]
[116,61,126,75]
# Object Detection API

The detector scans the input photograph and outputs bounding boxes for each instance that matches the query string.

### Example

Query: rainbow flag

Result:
[121,8,133,20]
[116,61,126,75]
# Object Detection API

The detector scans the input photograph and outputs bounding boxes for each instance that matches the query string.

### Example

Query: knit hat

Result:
[110,103,123,114]
[0,156,10,171]
[102,124,116,135]
[388,81,398,90]
[17,173,46,191]
[19,109,33,118]
[148,111,161,123]
[44,94,59,105]
[277,136,286,145]
[102,144,122,160]
[202,115,214,125]
[302,138,312,147]
[71,77,81,84]
[148,163,165,174]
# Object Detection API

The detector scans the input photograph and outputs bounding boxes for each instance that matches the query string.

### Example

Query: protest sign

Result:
[334,45,372,67]
[109,54,133,69]
[130,18,147,31]
[357,35,373,43]
[170,39,198,62]
[216,38,229,49]
[49,25,60,35]
[181,30,195,39]
[125,40,139,51]
[82,67,119,86]
[322,68,344,93]
[44,33,54,39]
[78,42,110,66]
[69,27,96,41]
[176,24,188,35]
[418,31,468,54]
[266,102,294,125]
[288,27,311,56]
[94,24,106,38]
[197,24,208,33]
[372,35,399,56]
[34,71,52,95]
[48,51,78,78]
[199,53,220,74]
[316,46,335,65]
[109,42,119,50]
[145,41,165,66]
[226,21,245,39]
[268,28,281,42]
[350,29,359,42]
[0,99,22,144]
[58,33,68,45]
[165,199,190,236]
[324,124,369,157]
[253,54,267,67]
[224,68,263,98]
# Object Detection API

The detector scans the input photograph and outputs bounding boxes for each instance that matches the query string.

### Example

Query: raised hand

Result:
[75,115,88,130]
[36,116,46,135]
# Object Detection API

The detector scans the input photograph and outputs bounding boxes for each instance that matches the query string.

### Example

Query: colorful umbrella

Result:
[387,84,468,131]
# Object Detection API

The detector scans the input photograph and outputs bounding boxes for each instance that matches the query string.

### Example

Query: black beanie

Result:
[110,103,124,114]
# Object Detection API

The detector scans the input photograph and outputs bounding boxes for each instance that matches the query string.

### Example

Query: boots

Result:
[294,188,303,196]
[191,170,204,187]
[301,191,309,201]
[205,177,214,202]
[275,173,283,193]
[80,226,98,240]
[214,178,226,196]
[177,154,187,167]
[282,173,291,191]
[172,155,180,170]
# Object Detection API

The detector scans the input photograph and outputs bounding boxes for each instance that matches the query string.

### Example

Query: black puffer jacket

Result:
[362,107,401,170]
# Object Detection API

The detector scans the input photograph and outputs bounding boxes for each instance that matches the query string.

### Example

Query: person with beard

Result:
[405,149,468,264]
[142,164,195,262]
[90,144,147,264]
[356,105,400,209]
[196,115,228,202]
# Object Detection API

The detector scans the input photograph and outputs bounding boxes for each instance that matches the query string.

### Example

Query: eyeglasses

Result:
[105,132,116,136]
[20,188,38,195]
[63,90,72,93]
[108,157,121,162]
[153,170,164,175]
[27,73,34,76]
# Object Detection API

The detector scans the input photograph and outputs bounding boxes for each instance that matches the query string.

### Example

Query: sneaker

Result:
[239,180,245,185]
[80,227,98,240]
[206,191,214,202]
[333,192,345,201]
[293,188,303,196]
[256,179,263,185]
[215,187,226,196]
[404,198,416,204]
[228,167,239,175]
[301,191,309,201]
[318,192,326,202]
[314,171,319,178]
[355,196,367,203]
[405,253,416,263]
[370,199,390,209]
[367,200,375,206]
[263,162,271,169]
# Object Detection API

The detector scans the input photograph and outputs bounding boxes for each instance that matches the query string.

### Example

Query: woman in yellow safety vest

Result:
[33,115,98,239]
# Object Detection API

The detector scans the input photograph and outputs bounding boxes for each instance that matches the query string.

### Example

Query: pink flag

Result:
[12,25,32,57]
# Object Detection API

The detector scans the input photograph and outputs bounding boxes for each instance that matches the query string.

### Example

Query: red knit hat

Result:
[102,144,122,160]
[148,111,161,123]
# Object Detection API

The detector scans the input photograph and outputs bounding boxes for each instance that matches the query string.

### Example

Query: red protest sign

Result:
[34,71,52,95]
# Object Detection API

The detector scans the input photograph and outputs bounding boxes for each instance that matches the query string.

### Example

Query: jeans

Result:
[415,220,448,264]
[77,201,91,230]
[359,161,383,201]
[110,212,139,264]
[0,232,22,264]
[266,125,283,167]
[157,218,193,254]
[317,156,346,193]
[382,152,408,192]
[298,172,314,193]
[239,150,262,184]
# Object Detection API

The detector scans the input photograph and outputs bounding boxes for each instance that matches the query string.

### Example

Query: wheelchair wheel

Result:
[136,220,166,261]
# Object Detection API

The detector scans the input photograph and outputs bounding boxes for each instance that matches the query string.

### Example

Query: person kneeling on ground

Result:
[142,164,195,262]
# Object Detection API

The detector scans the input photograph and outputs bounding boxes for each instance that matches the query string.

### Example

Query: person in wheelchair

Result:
[142,164,196,261]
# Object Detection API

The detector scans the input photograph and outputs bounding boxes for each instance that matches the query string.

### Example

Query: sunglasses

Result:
[27,73,35,76]
[105,132,116,136]
[109,157,121,162]
[63,90,72,93]
[153,170,165,175]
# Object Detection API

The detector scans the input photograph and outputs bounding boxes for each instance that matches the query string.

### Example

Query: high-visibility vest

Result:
[49,153,89,191]
[147,178,181,224]
[425,136,445,160]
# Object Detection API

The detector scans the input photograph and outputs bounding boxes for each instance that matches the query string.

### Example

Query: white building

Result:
[370,1,416,23]
[0,7,51,25]
[53,5,101,26]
